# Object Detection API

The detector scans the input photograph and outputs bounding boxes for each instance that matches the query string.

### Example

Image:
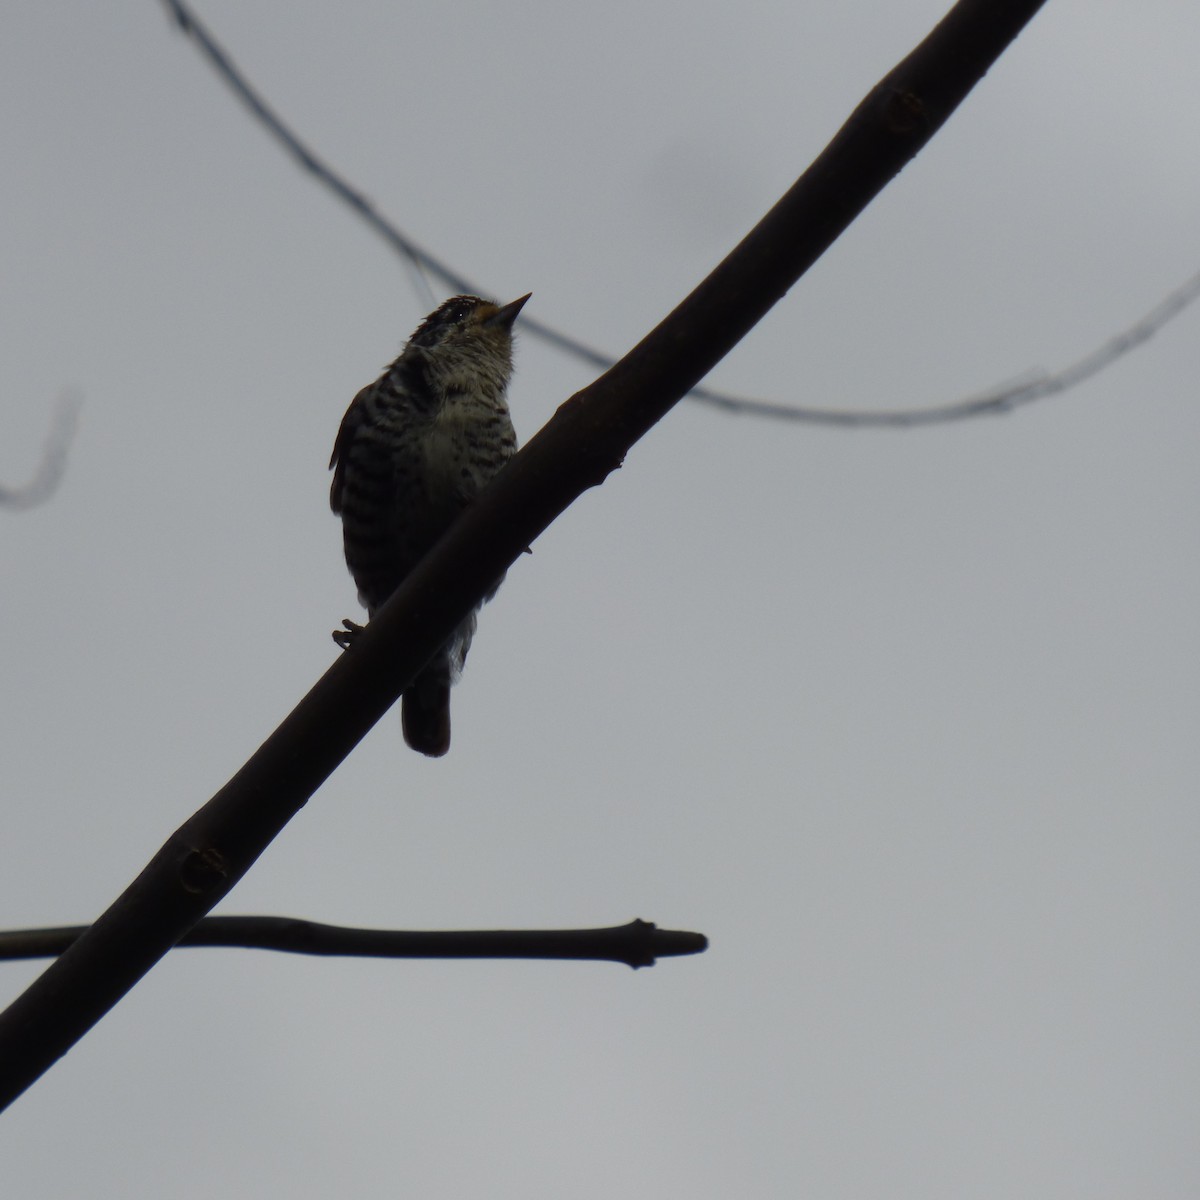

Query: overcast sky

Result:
[3,2,1198,1196]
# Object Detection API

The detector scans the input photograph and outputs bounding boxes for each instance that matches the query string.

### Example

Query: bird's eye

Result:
[410,297,481,347]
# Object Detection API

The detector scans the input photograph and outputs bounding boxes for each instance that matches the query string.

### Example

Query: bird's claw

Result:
[332,618,364,650]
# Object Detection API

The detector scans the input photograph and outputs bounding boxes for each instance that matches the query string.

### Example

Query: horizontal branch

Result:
[0,0,1046,1111]
[0,917,706,969]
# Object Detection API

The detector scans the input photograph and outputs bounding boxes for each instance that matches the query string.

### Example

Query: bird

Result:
[329,292,530,757]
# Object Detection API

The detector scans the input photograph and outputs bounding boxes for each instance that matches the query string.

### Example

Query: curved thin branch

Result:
[0,0,1047,1110]
[0,391,82,510]
[158,0,1197,427]
[687,267,1200,425]
[159,1,435,310]
[0,916,706,970]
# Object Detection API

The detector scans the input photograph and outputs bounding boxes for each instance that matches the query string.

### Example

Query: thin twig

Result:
[693,268,1200,425]
[0,916,706,970]
[158,0,1198,427]
[0,392,82,510]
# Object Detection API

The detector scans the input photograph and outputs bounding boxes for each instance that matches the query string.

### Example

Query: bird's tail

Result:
[402,657,453,758]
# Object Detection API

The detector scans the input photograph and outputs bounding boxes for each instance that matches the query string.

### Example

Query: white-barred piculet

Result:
[330,293,529,756]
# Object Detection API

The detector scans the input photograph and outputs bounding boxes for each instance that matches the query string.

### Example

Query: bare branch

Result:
[159,0,440,305]
[159,0,1196,427]
[693,267,1200,425]
[0,0,1047,1110]
[0,916,706,970]
[0,392,81,510]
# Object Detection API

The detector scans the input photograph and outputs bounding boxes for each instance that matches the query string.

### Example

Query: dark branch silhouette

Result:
[0,917,705,970]
[0,0,1047,1110]
[0,392,81,510]
[159,0,1198,427]
[686,267,1200,425]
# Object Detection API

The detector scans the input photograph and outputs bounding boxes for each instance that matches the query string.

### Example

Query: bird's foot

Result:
[332,618,365,650]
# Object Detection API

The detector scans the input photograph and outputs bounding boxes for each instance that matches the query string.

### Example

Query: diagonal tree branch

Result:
[160,0,1197,427]
[0,0,1047,1110]
[0,917,706,969]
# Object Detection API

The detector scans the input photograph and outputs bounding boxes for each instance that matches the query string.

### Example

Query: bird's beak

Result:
[487,293,532,329]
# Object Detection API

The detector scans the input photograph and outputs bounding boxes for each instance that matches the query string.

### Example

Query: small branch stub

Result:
[178,847,230,895]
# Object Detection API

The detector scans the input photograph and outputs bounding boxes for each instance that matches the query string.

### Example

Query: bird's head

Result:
[408,293,531,358]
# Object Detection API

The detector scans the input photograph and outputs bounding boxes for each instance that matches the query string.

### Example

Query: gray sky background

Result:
[3,2,1198,1196]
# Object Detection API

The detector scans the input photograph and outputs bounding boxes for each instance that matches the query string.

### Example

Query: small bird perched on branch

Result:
[330,293,530,757]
